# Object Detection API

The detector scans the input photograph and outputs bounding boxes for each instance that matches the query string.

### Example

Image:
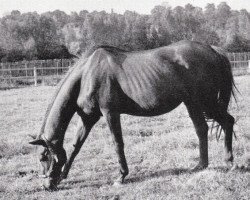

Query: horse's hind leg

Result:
[61,115,100,180]
[102,110,129,185]
[185,101,209,171]
[214,112,235,167]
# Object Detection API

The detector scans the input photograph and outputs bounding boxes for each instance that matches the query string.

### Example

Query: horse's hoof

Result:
[225,161,234,169]
[60,169,68,179]
[113,177,125,187]
[41,184,58,191]
[59,173,67,182]
[191,163,208,172]
[113,181,123,187]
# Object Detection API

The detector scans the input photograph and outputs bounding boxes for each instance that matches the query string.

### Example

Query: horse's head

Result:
[29,136,66,190]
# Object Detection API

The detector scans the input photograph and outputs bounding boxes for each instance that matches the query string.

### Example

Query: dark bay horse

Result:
[29,40,236,190]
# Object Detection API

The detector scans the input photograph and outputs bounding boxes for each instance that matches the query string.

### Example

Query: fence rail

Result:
[230,60,250,75]
[0,55,249,87]
[227,52,250,61]
[0,59,75,87]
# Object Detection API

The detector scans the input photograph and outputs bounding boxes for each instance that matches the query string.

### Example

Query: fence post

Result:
[34,66,37,86]
[25,63,28,82]
[56,60,59,78]
[0,63,2,77]
[248,60,250,74]
[8,63,11,84]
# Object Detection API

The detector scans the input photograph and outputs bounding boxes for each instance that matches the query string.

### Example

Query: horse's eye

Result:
[44,151,49,156]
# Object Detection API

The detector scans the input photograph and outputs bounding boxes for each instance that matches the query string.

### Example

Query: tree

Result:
[238,9,250,40]
[130,15,148,49]
[216,2,232,29]
[225,35,250,52]
[1,3,250,61]
[35,15,61,59]
[0,47,7,61]
[148,5,174,47]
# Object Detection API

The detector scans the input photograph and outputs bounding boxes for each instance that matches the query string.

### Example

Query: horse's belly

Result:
[120,93,183,116]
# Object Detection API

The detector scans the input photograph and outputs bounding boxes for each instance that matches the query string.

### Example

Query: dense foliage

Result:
[0,2,250,62]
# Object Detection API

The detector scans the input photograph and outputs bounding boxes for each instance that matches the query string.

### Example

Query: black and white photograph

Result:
[0,0,250,199]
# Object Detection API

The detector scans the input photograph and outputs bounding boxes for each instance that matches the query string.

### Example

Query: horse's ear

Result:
[29,139,47,147]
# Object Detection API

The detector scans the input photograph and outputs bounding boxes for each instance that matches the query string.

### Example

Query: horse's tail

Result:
[218,54,236,112]
[211,46,237,112]
[210,46,238,140]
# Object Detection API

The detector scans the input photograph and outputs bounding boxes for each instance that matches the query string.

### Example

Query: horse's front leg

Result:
[185,102,209,171]
[102,110,129,185]
[60,115,100,181]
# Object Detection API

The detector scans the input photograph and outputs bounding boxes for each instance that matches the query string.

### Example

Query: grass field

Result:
[0,75,250,200]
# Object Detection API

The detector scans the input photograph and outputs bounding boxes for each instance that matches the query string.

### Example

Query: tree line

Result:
[0,2,250,62]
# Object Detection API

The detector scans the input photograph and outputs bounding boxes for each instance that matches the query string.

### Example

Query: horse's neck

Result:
[43,69,81,144]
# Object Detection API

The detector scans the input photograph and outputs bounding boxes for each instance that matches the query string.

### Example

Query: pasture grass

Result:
[0,76,250,199]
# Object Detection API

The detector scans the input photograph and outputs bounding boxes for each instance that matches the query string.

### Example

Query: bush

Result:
[1,49,25,62]
[37,44,76,60]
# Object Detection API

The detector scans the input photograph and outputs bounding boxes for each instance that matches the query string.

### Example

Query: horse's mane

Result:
[37,66,75,139]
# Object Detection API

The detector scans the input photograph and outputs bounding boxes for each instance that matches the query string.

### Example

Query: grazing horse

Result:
[29,40,236,190]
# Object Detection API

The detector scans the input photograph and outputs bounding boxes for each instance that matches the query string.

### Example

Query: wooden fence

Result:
[227,52,250,61]
[227,52,250,75]
[0,53,249,87]
[230,60,250,76]
[0,59,75,86]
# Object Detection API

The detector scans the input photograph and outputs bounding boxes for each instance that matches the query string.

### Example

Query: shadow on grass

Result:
[125,168,190,184]
[60,179,110,190]
[61,168,190,188]
[36,166,250,192]
[211,165,250,173]
[49,163,250,191]
[210,166,231,172]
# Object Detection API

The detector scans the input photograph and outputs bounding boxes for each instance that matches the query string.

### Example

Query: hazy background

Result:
[0,0,249,16]
[0,0,250,62]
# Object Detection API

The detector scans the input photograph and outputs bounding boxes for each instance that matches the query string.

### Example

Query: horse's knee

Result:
[196,122,208,137]
[227,114,235,126]
[55,147,67,167]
